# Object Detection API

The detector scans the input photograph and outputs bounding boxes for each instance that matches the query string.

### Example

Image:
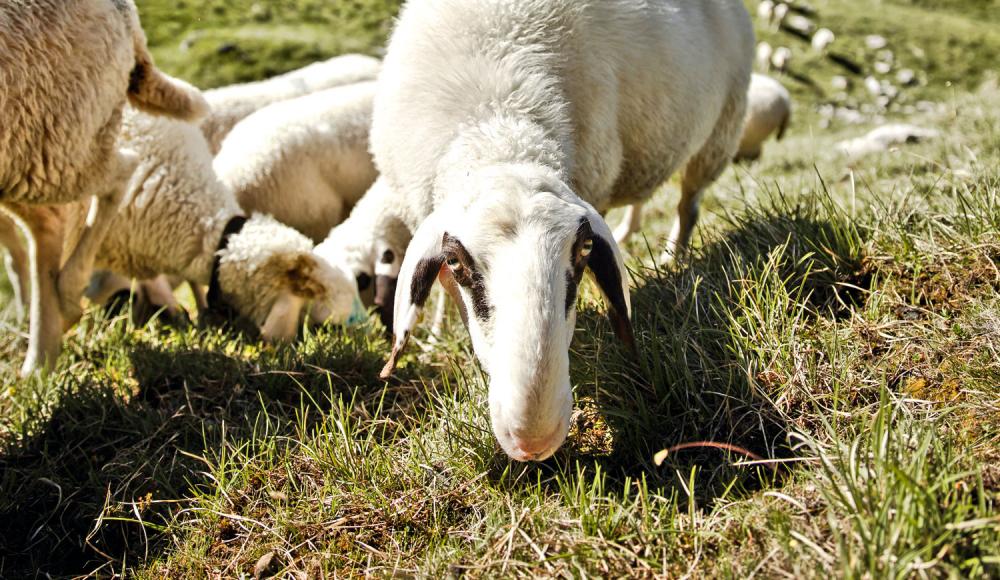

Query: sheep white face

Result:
[217,214,361,339]
[315,233,404,334]
[381,172,634,461]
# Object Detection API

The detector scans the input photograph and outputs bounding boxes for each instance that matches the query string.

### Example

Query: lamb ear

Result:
[585,210,636,352]
[379,212,448,379]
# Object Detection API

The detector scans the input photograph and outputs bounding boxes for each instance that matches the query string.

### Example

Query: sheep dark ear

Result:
[585,213,636,353]
[380,212,448,379]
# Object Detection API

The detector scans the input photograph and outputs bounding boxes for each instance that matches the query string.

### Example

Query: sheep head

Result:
[315,178,410,334]
[381,166,634,461]
[215,214,360,339]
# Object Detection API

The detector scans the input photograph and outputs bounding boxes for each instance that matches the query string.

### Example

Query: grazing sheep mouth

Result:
[374,275,397,335]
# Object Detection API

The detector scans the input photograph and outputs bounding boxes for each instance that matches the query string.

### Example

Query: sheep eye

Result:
[446,255,462,271]
[356,273,372,292]
[380,249,395,264]
[580,238,594,258]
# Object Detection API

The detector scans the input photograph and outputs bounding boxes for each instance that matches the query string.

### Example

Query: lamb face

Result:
[382,168,634,461]
[216,214,359,339]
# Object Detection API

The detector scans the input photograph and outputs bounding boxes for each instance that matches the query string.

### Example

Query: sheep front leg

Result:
[8,205,66,375]
[56,150,136,325]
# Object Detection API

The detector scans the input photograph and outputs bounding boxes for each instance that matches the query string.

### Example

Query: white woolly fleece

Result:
[63,109,358,331]
[215,81,379,244]
[737,73,792,161]
[200,54,381,154]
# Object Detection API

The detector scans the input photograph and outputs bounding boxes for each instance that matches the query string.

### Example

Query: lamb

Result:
[756,41,774,72]
[66,108,363,338]
[199,54,381,154]
[0,0,207,374]
[314,177,412,333]
[353,0,754,461]
[215,82,379,245]
[736,74,793,162]
[771,46,793,73]
[214,81,410,330]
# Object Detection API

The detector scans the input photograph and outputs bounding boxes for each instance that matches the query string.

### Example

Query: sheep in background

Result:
[2,108,364,343]
[757,1,775,24]
[736,74,793,162]
[0,0,207,374]
[314,177,412,334]
[216,82,379,245]
[772,3,789,30]
[771,46,793,73]
[812,28,835,52]
[836,124,939,161]
[81,109,362,338]
[215,81,394,326]
[756,41,774,72]
[199,54,381,154]
[359,0,753,461]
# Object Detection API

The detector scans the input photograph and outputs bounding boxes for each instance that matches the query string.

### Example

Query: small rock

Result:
[831,75,849,90]
[865,35,888,50]
[254,552,277,579]
[876,49,895,64]
[874,61,892,75]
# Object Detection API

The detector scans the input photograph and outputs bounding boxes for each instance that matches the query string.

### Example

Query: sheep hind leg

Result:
[0,212,31,320]
[662,96,746,264]
[612,202,644,247]
[56,150,138,325]
[6,204,66,375]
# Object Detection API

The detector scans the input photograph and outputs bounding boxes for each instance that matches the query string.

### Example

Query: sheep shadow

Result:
[0,328,403,577]
[505,202,870,507]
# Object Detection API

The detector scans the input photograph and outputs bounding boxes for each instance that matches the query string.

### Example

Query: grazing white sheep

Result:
[0,0,207,374]
[736,74,793,162]
[215,81,379,245]
[772,2,789,30]
[771,46,793,73]
[757,1,775,24]
[314,177,412,334]
[756,41,774,72]
[836,124,939,160]
[811,28,835,52]
[363,0,754,461]
[199,54,381,154]
[75,109,362,337]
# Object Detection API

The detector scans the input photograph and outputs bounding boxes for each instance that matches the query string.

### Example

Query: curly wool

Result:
[200,54,381,154]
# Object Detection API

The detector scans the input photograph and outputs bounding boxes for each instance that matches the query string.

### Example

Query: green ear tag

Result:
[346,295,369,326]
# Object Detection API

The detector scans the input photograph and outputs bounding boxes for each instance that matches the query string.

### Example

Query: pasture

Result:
[1,0,998,576]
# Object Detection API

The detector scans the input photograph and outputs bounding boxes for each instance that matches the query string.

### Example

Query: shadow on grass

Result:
[0,326,406,577]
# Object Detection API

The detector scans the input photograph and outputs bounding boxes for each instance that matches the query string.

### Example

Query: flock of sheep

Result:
[2,0,801,462]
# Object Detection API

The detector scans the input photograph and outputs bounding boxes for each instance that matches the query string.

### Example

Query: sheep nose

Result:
[510,430,560,462]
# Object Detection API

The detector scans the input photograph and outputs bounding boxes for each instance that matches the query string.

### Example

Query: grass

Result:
[2,0,1000,577]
